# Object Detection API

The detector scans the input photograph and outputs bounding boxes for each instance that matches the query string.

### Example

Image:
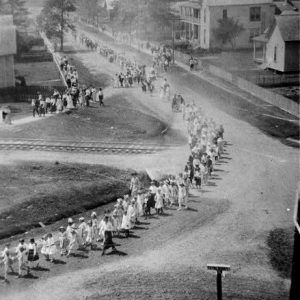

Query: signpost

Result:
[207,264,231,300]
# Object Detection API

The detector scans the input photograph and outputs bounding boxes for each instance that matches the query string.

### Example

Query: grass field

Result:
[0,93,168,142]
[0,161,150,240]
[15,61,63,86]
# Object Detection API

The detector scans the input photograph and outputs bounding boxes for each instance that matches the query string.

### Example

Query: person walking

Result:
[98,88,104,107]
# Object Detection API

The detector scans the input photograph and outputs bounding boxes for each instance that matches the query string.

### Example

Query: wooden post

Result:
[217,271,222,300]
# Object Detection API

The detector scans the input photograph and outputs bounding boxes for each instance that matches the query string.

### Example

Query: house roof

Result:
[275,0,297,13]
[203,0,273,6]
[276,11,300,41]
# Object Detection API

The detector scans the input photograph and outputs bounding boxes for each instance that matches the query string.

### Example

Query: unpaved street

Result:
[1,29,299,300]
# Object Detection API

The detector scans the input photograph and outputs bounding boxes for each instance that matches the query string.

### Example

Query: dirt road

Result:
[1,31,298,299]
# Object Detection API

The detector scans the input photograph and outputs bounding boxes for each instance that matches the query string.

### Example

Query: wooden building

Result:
[253,11,300,72]
[0,15,16,88]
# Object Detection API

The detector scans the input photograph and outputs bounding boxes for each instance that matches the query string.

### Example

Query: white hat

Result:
[91,211,97,217]
[79,217,84,222]
[68,218,73,223]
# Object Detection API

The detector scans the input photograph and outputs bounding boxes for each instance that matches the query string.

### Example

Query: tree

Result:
[213,17,244,49]
[37,0,76,51]
[77,0,107,25]
[0,0,29,28]
[109,0,175,41]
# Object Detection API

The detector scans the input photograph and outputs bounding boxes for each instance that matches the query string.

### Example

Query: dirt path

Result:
[1,32,299,299]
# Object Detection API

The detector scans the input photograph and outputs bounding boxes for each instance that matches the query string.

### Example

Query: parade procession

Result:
[0,0,299,299]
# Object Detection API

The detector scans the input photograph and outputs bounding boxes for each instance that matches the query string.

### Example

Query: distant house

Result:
[0,15,16,88]
[253,11,300,72]
[273,0,299,14]
[177,0,276,49]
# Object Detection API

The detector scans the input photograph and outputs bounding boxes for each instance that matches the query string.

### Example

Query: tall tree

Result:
[0,0,29,28]
[213,17,245,49]
[109,0,175,41]
[37,0,76,51]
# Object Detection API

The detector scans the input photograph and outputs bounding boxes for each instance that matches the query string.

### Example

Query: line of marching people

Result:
[78,33,164,95]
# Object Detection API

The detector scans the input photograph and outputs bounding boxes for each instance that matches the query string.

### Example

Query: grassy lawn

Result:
[0,161,149,240]
[15,61,64,86]
[0,94,167,142]
[267,227,294,279]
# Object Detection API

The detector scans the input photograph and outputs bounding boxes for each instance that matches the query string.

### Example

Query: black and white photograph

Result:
[0,0,299,299]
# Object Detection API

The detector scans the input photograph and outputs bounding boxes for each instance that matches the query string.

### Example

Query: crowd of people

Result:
[79,32,174,97]
[1,29,226,283]
[0,101,225,282]
[30,55,105,118]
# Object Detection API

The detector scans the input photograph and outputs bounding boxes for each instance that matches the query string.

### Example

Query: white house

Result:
[0,15,16,88]
[178,0,276,49]
[253,10,300,72]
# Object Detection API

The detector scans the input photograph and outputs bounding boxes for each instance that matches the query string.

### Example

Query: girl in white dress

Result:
[15,239,27,277]
[77,217,87,248]
[41,235,49,261]
[155,189,164,215]
[178,184,186,211]
[47,233,57,262]
[91,212,98,241]
[136,191,144,217]
[67,224,78,257]
[58,227,68,256]
[121,210,131,237]
[1,245,14,282]
[85,221,95,250]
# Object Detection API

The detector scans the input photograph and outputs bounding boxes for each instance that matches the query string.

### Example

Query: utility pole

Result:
[60,0,64,51]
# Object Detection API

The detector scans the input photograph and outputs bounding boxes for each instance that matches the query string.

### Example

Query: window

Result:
[223,9,227,20]
[194,8,200,19]
[274,46,277,62]
[204,8,207,23]
[194,24,199,39]
[250,7,261,22]
[204,29,206,45]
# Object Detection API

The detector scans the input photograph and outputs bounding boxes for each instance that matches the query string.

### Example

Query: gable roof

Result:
[276,11,300,41]
[203,0,273,6]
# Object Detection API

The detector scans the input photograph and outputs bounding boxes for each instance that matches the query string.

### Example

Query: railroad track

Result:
[0,138,179,155]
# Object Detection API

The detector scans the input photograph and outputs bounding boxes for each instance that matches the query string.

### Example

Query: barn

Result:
[0,15,17,88]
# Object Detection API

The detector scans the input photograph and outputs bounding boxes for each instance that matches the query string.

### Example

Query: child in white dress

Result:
[67,224,78,257]
[1,245,14,282]
[77,217,88,248]
[15,239,27,278]
[85,221,95,250]
[91,212,98,241]
[47,233,57,262]
[58,227,68,256]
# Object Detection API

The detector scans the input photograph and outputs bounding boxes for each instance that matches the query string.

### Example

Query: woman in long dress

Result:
[47,233,57,262]
[101,216,117,256]
[155,188,164,215]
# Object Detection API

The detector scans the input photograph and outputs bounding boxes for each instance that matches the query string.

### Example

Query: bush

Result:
[267,227,294,278]
[16,31,45,56]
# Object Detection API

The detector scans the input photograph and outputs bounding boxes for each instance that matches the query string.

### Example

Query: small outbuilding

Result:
[253,11,300,72]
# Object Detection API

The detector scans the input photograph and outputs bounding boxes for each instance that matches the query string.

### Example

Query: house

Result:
[253,11,300,72]
[273,0,299,14]
[0,15,16,88]
[177,0,276,49]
